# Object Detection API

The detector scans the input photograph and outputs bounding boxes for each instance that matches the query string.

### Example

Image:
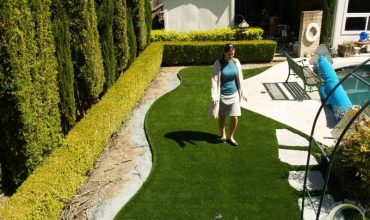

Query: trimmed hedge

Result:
[0,43,164,219]
[151,27,264,42]
[67,0,105,111]
[162,40,277,66]
[96,0,117,89]
[0,0,62,190]
[51,0,77,133]
[113,0,130,76]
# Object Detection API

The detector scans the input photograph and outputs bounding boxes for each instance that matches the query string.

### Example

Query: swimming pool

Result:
[335,65,370,107]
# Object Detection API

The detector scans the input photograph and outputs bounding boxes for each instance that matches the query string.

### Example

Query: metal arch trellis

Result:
[301,57,370,220]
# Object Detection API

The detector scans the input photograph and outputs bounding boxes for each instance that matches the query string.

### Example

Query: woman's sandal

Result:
[228,139,238,146]
[218,137,227,143]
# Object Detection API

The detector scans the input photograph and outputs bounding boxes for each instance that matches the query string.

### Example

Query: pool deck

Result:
[241,55,370,147]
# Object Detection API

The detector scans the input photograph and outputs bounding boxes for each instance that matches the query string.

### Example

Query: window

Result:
[345,17,367,31]
[342,0,370,33]
[347,0,370,13]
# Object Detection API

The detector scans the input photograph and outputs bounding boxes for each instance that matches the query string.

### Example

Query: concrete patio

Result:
[241,55,370,147]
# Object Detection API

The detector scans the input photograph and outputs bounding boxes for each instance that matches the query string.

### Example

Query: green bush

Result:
[0,43,164,219]
[151,27,264,42]
[332,114,370,207]
[96,0,117,89]
[0,0,62,190]
[162,40,276,66]
[67,0,105,111]
[320,0,336,44]
[127,8,137,65]
[129,0,148,53]
[144,0,152,46]
[51,0,77,133]
[113,0,130,76]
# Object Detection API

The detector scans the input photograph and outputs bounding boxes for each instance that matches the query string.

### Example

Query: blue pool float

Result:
[317,56,352,120]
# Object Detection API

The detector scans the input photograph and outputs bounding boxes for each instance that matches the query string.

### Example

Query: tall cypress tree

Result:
[0,0,62,191]
[127,8,137,65]
[128,0,148,54]
[114,0,130,77]
[51,0,76,133]
[320,0,336,44]
[145,0,152,46]
[67,0,105,114]
[96,0,117,89]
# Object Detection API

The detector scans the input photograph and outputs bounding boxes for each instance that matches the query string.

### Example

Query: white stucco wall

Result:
[163,0,235,32]
[331,0,370,49]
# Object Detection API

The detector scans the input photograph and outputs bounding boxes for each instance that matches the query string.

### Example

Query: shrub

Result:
[151,27,264,42]
[0,0,63,190]
[51,0,77,133]
[113,0,130,76]
[96,0,117,89]
[144,0,152,46]
[0,43,164,220]
[332,112,370,207]
[320,0,336,44]
[127,8,137,65]
[129,0,148,53]
[162,40,276,66]
[67,0,105,111]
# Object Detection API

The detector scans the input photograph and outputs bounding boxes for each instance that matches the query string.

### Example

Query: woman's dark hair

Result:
[219,43,234,62]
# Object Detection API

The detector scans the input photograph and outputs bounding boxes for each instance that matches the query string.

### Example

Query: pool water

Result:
[336,65,370,107]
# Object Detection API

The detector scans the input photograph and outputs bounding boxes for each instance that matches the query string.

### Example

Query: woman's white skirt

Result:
[219,92,241,116]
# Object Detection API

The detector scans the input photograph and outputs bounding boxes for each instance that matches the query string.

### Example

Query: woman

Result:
[211,43,247,146]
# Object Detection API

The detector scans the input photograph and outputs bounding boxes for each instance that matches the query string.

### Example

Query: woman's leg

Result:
[229,116,238,141]
[218,116,226,139]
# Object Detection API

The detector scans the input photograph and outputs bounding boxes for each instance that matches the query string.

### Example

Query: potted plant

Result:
[337,41,354,57]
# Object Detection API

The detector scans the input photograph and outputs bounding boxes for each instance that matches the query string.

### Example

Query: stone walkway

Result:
[59,67,183,220]
[275,128,345,220]
[276,129,309,147]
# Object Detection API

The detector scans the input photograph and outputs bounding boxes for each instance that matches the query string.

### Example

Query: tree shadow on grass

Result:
[164,131,220,148]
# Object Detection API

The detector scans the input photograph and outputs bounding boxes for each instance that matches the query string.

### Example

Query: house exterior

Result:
[163,0,235,32]
[331,0,370,48]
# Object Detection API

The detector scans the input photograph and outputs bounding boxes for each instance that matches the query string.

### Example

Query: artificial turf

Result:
[115,66,301,219]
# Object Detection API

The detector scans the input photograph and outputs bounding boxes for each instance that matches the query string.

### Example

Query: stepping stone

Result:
[288,171,324,191]
[276,129,309,147]
[278,149,318,166]
[298,195,344,220]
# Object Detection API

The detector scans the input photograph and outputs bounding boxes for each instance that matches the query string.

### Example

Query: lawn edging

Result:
[0,40,276,219]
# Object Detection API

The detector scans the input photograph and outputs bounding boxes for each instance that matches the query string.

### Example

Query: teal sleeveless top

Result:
[220,60,238,95]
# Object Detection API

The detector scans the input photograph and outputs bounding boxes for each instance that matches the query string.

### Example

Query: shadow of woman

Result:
[164,131,220,148]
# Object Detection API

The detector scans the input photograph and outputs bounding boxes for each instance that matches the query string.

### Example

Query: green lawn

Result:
[242,66,271,79]
[115,66,301,219]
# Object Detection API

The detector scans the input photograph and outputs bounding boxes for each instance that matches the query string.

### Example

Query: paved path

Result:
[59,67,183,220]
